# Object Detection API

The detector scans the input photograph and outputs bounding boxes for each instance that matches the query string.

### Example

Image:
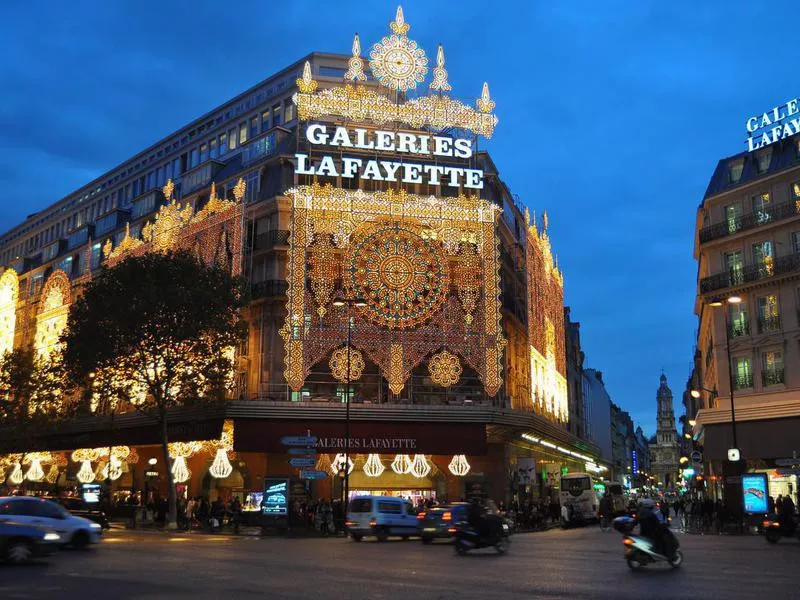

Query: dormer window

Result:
[728,158,744,183]
[756,147,773,174]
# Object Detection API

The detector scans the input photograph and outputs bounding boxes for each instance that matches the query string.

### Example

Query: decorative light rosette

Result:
[329,346,366,383]
[409,454,431,478]
[448,455,471,477]
[428,350,462,388]
[331,453,354,475]
[391,454,412,475]
[363,454,385,478]
[369,7,427,91]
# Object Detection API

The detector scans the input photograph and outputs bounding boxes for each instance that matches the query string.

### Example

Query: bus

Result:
[559,472,599,526]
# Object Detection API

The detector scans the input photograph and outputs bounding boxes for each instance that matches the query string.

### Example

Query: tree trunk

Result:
[159,414,178,530]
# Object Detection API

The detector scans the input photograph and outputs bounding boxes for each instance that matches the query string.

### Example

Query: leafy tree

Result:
[62,250,247,528]
[0,348,69,487]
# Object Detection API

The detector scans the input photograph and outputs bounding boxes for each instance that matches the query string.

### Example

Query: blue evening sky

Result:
[0,1,793,433]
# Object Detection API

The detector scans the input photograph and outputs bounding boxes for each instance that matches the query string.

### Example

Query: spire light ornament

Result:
[448,455,471,477]
[391,454,412,475]
[76,460,95,484]
[409,454,431,478]
[331,453,354,475]
[344,34,367,82]
[429,45,452,92]
[362,454,385,478]
[209,448,233,479]
[477,82,495,113]
[296,60,318,94]
[390,6,410,35]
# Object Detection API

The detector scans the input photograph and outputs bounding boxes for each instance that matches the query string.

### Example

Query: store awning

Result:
[702,417,800,460]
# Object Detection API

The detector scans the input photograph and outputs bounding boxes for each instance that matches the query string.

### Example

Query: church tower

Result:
[649,374,679,489]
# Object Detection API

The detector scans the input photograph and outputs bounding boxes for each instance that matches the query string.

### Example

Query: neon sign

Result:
[745,98,800,152]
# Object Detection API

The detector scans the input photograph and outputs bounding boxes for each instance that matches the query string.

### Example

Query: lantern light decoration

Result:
[363,454,385,478]
[209,449,233,479]
[25,459,45,482]
[94,462,107,482]
[315,453,332,474]
[171,456,191,484]
[76,460,95,484]
[448,455,471,477]
[391,454,412,475]
[45,464,60,484]
[103,457,123,481]
[409,454,431,478]
[331,453,354,476]
[9,462,24,485]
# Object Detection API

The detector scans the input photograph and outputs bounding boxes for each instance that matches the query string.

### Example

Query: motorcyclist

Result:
[638,498,673,557]
[467,496,504,539]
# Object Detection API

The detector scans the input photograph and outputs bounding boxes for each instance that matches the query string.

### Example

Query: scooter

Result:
[452,520,511,555]
[613,516,683,571]
[763,513,800,543]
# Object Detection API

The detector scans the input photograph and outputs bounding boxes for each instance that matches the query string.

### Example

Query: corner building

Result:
[0,8,604,509]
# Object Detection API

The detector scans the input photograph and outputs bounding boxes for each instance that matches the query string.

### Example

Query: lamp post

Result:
[331,297,367,521]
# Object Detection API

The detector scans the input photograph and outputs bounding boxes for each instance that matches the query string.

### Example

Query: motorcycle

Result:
[763,513,800,543]
[452,519,511,555]
[613,516,683,571]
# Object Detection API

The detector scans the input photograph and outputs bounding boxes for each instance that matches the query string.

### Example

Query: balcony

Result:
[729,321,750,338]
[734,373,753,390]
[758,314,781,333]
[762,368,785,386]
[252,229,290,251]
[251,279,288,299]
[699,201,800,244]
[699,252,800,294]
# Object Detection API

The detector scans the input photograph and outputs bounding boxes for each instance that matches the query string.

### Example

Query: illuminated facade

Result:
[0,269,18,357]
[0,6,603,506]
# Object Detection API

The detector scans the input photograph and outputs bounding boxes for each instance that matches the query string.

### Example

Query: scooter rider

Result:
[638,499,670,557]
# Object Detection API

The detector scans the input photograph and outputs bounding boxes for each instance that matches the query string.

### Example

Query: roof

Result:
[703,133,800,200]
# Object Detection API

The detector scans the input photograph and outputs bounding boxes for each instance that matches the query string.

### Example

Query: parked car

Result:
[0,520,61,564]
[417,503,469,543]
[346,496,418,542]
[0,497,102,549]
[46,497,110,530]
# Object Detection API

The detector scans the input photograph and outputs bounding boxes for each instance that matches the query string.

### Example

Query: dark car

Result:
[417,504,468,544]
[47,497,110,530]
[0,521,62,564]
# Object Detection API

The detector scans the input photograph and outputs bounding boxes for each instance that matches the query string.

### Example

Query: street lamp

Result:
[706,295,742,455]
[331,296,367,521]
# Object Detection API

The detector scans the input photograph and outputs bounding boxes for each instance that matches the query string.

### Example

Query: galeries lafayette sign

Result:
[746,97,800,152]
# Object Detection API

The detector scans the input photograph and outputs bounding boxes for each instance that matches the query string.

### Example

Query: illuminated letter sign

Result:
[745,97,800,152]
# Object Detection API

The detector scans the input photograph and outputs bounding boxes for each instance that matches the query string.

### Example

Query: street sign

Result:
[775,458,799,467]
[288,447,318,456]
[289,458,316,468]
[280,436,318,446]
[299,469,329,480]
[691,451,703,464]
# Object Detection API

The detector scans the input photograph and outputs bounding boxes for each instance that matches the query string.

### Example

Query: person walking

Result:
[599,492,614,532]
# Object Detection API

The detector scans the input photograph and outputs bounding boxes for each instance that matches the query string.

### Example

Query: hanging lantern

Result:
[391,454,412,475]
[171,456,191,484]
[409,455,431,478]
[77,460,95,484]
[103,456,123,481]
[363,454,385,478]
[9,462,24,485]
[209,449,233,479]
[448,455,471,477]
[45,464,60,484]
[331,453,354,476]
[25,459,45,482]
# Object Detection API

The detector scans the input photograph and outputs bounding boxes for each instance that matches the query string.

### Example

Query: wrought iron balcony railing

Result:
[699,201,800,244]
[252,229,290,251]
[729,321,750,338]
[250,280,288,299]
[700,252,800,294]
[758,315,781,333]
[762,368,785,387]
[734,373,753,390]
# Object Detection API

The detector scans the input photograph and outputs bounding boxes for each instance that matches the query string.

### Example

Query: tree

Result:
[61,250,247,528]
[0,348,68,487]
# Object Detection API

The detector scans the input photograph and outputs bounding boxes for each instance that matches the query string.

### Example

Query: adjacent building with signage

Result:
[0,8,606,509]
[693,103,800,509]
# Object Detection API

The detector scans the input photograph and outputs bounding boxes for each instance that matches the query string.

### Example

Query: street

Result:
[1,527,797,600]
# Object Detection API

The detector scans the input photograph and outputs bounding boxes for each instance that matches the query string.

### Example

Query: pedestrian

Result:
[230,496,242,534]
[599,492,614,532]
[767,495,776,514]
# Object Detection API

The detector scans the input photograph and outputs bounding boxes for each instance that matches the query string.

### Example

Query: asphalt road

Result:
[1,526,798,599]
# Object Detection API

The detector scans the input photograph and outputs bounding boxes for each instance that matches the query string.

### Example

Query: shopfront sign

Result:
[262,479,289,516]
[741,473,769,514]
[295,124,484,189]
[746,98,800,151]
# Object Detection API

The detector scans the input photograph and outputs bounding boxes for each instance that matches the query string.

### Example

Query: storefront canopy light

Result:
[520,434,595,464]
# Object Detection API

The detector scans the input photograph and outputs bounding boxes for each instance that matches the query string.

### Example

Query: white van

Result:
[346,495,418,541]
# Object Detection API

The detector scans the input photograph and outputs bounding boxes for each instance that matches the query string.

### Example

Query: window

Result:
[249,116,258,138]
[752,192,771,223]
[733,357,752,389]
[94,213,117,236]
[752,240,773,275]
[284,101,295,123]
[90,242,103,270]
[724,250,743,284]
[793,232,800,255]
[239,122,247,145]
[244,171,260,203]
[761,350,784,386]
[219,133,228,156]
[272,104,282,127]
[210,138,218,159]
[757,294,780,332]
[792,181,800,202]
[728,302,749,338]
[728,159,744,183]
[228,128,238,150]
[55,255,73,276]
[377,501,401,514]
[724,204,741,234]
[261,110,270,133]
[200,143,208,163]
[29,273,43,296]
[755,147,773,173]
[190,148,199,169]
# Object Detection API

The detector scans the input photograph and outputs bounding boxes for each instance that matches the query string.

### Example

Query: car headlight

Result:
[502,523,509,531]
[44,532,61,541]
[90,523,102,529]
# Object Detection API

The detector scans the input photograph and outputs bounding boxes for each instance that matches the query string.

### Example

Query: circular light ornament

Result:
[209,449,233,479]
[329,346,366,383]
[409,455,431,478]
[428,350,463,388]
[25,459,45,482]
[369,34,428,92]
[448,455,471,477]
[171,456,191,484]
[331,453,354,476]
[76,460,95,484]
[363,454,385,478]
[391,454,412,475]
[9,462,24,485]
